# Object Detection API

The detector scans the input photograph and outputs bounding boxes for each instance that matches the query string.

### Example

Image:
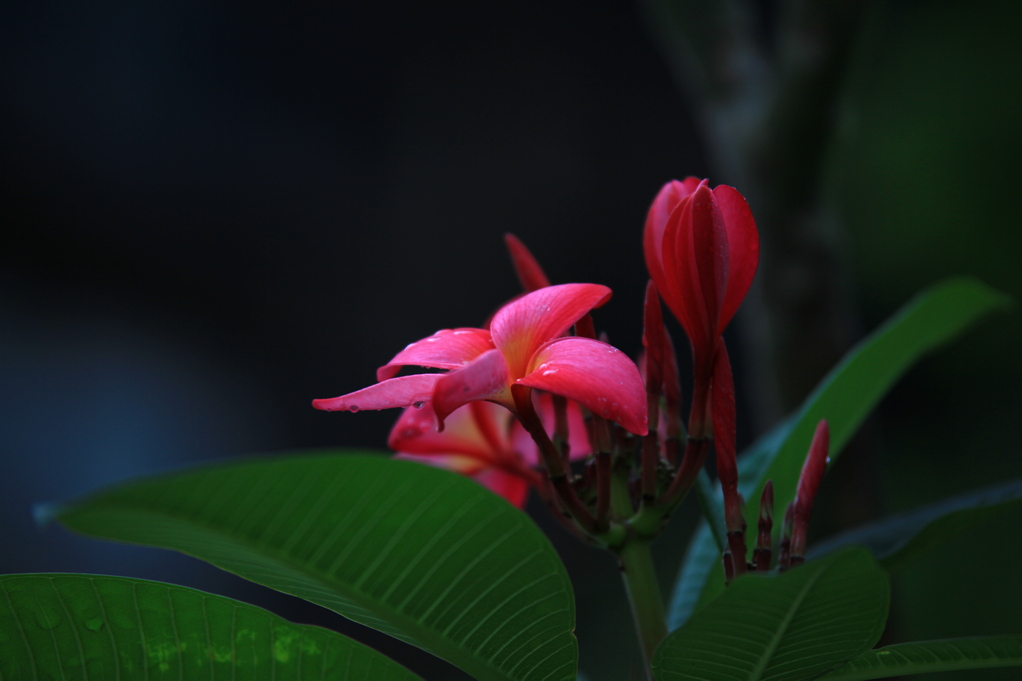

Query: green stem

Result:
[617,538,668,680]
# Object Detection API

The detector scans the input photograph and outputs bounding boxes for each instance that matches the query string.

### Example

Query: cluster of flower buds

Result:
[314,178,830,575]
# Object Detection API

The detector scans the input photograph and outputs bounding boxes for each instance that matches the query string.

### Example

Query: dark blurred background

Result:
[2,2,1020,680]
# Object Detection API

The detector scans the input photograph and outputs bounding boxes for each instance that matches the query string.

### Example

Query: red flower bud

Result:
[643,178,759,368]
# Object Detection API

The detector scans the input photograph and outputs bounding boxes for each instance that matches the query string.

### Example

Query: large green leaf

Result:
[745,277,1008,552]
[55,453,577,681]
[820,636,1022,680]
[653,549,889,681]
[810,478,1022,574]
[0,573,423,680]
[668,278,1007,629]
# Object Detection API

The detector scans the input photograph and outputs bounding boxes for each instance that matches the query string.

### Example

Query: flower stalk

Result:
[617,538,668,681]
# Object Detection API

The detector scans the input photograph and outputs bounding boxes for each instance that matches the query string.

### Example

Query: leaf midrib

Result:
[746,566,829,681]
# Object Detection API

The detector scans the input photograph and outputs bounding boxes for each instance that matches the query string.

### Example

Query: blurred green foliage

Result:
[831,3,1022,679]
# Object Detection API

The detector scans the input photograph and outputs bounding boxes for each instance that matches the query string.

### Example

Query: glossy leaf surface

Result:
[56,453,577,681]
[654,549,889,681]
[0,573,423,680]
[820,636,1022,680]
[668,278,1007,629]
[743,278,1008,550]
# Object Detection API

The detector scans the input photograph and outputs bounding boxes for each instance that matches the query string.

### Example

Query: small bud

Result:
[790,420,830,563]
[753,481,774,572]
[504,233,550,292]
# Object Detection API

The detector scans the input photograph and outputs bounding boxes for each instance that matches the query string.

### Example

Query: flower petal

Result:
[644,179,701,333]
[388,402,502,462]
[517,337,648,435]
[489,283,612,379]
[395,452,531,507]
[643,179,699,309]
[376,328,494,381]
[689,182,729,350]
[713,184,759,333]
[660,193,705,354]
[476,468,531,508]
[643,181,682,297]
[431,348,513,428]
[395,452,488,476]
[312,374,440,412]
[509,393,591,466]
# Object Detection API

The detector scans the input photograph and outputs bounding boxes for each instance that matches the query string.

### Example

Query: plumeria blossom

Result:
[389,396,591,507]
[313,283,648,436]
[643,177,759,371]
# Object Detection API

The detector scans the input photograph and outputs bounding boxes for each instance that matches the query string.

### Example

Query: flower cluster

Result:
[314,177,830,575]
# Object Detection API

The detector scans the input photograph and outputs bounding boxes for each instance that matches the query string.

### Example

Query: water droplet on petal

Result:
[542,369,558,376]
[412,401,425,409]
[348,405,360,413]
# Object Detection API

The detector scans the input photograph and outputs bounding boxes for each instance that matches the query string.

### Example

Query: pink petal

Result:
[431,348,513,428]
[476,468,531,508]
[395,453,530,507]
[644,181,693,329]
[509,393,591,467]
[643,181,684,294]
[468,400,513,458]
[504,233,551,292]
[687,183,728,351]
[489,283,612,379]
[517,337,648,435]
[312,374,441,412]
[395,452,488,476]
[660,193,705,356]
[377,328,494,381]
[388,402,502,462]
[713,184,759,333]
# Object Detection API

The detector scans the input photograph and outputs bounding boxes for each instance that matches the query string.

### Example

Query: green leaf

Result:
[745,277,1009,548]
[819,636,1022,680]
[653,549,889,681]
[810,478,1022,574]
[55,453,577,681]
[0,573,423,680]
[666,524,721,631]
[667,278,1007,630]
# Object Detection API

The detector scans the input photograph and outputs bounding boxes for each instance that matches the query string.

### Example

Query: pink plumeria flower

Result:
[313,283,648,435]
[390,397,591,507]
